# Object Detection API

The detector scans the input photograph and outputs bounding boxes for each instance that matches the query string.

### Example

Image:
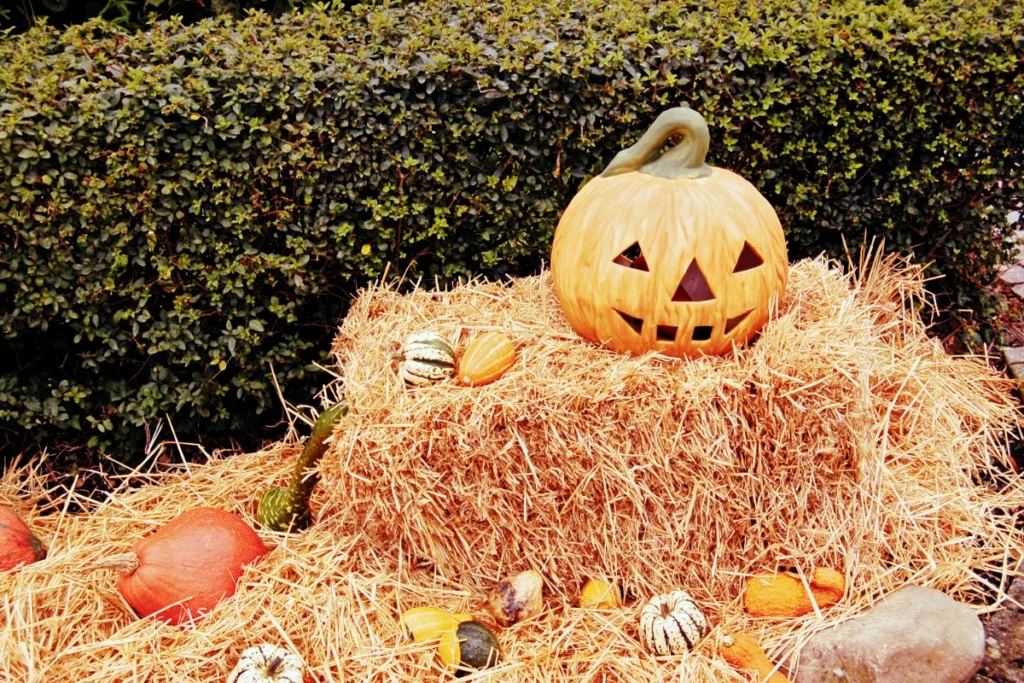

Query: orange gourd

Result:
[744,568,846,617]
[579,578,623,609]
[108,507,269,625]
[458,331,516,386]
[0,506,47,572]
[551,107,788,358]
[721,633,792,683]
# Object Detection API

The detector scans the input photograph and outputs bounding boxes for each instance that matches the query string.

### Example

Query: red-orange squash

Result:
[0,506,47,572]
[458,331,516,387]
[114,507,269,625]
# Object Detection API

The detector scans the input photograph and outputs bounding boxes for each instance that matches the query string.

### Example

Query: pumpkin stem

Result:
[88,552,140,575]
[600,107,712,180]
[265,655,283,676]
[27,531,47,562]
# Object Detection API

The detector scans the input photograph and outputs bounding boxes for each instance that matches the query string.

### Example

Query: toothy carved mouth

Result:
[614,308,752,343]
[615,309,644,335]
[724,309,753,334]
[657,325,678,342]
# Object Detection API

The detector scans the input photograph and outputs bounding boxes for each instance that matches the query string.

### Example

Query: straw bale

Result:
[0,254,1021,682]
[320,256,1023,607]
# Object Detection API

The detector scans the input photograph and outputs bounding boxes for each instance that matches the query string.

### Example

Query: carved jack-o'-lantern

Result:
[551,107,788,357]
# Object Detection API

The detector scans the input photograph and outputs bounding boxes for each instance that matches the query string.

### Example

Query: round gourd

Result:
[227,644,304,683]
[438,620,501,675]
[458,331,516,387]
[0,506,47,572]
[486,569,543,626]
[112,507,269,625]
[551,107,788,358]
[639,591,708,655]
[394,331,456,385]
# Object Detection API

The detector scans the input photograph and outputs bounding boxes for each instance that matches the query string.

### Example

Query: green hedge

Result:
[4,0,320,34]
[1,0,1022,458]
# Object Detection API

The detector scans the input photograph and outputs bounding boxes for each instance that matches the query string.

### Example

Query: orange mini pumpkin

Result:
[551,107,788,357]
[0,506,47,572]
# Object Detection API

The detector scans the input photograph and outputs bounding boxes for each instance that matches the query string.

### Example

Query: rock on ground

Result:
[792,584,985,683]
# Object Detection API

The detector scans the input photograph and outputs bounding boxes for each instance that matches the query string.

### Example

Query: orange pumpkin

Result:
[458,331,516,387]
[0,506,46,572]
[113,507,269,625]
[551,107,788,358]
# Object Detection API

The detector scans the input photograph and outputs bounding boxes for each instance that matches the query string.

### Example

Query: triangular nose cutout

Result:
[613,242,649,271]
[734,242,764,272]
[672,260,715,302]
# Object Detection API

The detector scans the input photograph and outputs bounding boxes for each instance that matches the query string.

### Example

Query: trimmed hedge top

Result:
[1,0,1022,457]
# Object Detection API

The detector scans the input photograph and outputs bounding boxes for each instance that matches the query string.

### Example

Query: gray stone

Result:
[1003,347,1024,367]
[1000,265,1024,285]
[1013,285,1024,299]
[1009,364,1024,382]
[792,585,985,683]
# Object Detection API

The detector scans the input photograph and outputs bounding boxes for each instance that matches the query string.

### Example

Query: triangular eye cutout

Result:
[733,242,764,272]
[672,260,715,302]
[724,310,753,335]
[615,309,644,335]
[613,242,649,271]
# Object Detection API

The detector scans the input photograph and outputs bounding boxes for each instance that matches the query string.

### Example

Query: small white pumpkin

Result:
[394,331,457,385]
[227,644,304,683]
[639,590,708,656]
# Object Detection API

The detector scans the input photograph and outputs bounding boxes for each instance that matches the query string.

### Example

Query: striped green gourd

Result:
[257,401,349,532]
[394,331,457,385]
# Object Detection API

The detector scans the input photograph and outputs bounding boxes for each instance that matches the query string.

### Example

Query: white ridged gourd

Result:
[638,591,708,655]
[395,331,456,385]
[226,644,304,683]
